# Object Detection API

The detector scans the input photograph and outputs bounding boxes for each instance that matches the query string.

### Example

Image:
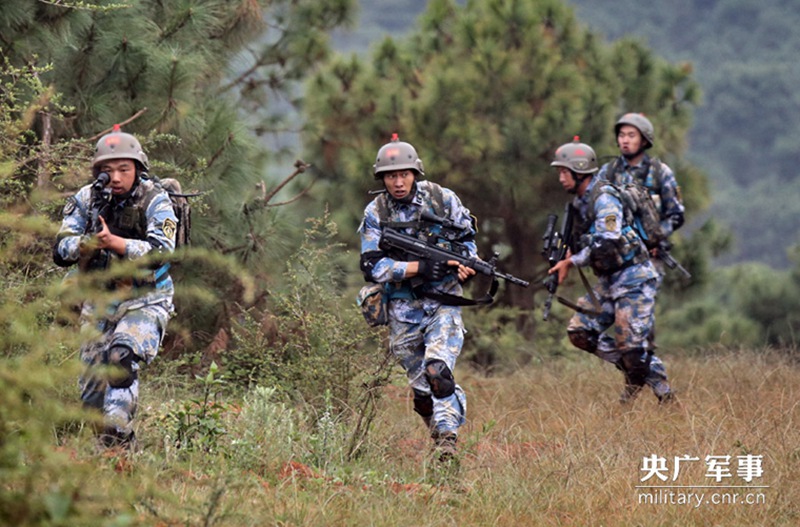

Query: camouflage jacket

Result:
[358,181,477,324]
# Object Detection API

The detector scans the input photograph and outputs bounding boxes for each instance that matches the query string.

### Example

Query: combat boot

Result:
[98,426,137,452]
[657,389,676,405]
[431,430,458,462]
[619,369,643,404]
[619,383,643,404]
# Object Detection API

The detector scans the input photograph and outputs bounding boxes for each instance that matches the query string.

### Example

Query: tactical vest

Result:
[607,156,665,213]
[574,182,648,275]
[375,181,447,228]
[374,182,472,301]
[375,181,457,251]
[103,179,172,288]
[104,179,164,242]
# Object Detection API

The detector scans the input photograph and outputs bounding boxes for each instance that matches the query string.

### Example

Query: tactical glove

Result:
[417,259,451,282]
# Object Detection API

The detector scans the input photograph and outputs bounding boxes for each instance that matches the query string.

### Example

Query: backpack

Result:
[617,181,667,250]
[157,177,192,248]
[605,158,668,250]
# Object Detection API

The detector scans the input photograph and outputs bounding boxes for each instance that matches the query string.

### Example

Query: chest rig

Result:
[103,179,162,241]
[607,156,665,211]
[573,182,648,275]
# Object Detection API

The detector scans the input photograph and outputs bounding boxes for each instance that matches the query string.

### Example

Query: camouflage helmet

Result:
[92,124,149,173]
[550,136,598,174]
[373,133,425,179]
[614,113,655,149]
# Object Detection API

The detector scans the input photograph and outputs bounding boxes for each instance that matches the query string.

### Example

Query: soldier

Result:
[547,137,672,404]
[54,125,177,449]
[358,134,476,462]
[597,113,682,402]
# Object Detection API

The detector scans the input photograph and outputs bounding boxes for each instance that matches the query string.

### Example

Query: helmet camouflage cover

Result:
[373,133,425,179]
[92,124,149,173]
[550,136,598,174]
[614,113,655,149]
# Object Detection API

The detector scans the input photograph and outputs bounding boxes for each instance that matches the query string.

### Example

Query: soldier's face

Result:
[383,169,415,200]
[99,159,137,195]
[617,125,643,156]
[558,167,578,193]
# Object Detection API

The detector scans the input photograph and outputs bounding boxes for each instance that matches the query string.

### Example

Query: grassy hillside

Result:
[23,349,798,526]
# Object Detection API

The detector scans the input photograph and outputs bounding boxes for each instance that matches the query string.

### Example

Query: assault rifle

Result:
[378,212,529,300]
[80,171,112,271]
[656,241,692,280]
[541,203,575,321]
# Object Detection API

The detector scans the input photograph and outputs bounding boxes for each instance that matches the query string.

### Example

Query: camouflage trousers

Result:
[79,298,172,440]
[596,262,671,398]
[389,305,467,435]
[567,274,670,397]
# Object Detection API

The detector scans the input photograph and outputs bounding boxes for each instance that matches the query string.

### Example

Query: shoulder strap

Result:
[135,181,165,238]
[426,182,446,217]
[375,192,390,224]
[607,157,624,184]
[649,157,663,185]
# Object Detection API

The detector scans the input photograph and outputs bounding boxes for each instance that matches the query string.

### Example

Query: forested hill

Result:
[333,0,800,268]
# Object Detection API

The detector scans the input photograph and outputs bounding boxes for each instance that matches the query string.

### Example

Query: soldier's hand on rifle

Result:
[414,258,474,282]
[548,256,573,285]
[416,259,452,282]
[455,261,476,283]
[94,216,126,255]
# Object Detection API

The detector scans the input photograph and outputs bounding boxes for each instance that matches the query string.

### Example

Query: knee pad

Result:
[568,330,599,354]
[412,389,433,418]
[424,360,456,399]
[105,345,138,389]
[620,348,651,387]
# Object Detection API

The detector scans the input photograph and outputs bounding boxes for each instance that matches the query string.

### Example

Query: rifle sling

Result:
[556,296,601,317]
[577,266,602,313]
[553,266,602,317]
[416,276,498,306]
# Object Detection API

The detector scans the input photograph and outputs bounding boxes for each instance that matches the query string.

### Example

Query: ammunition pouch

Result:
[357,283,389,327]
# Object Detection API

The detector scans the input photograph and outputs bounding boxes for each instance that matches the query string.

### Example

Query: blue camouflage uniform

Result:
[358,180,473,437]
[55,177,176,443]
[595,155,683,398]
[597,154,685,283]
[564,176,665,400]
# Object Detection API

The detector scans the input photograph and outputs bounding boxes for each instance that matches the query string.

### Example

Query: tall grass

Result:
[21,348,795,526]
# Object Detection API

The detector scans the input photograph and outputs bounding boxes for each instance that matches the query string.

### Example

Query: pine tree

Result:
[302,0,706,314]
[1,0,355,353]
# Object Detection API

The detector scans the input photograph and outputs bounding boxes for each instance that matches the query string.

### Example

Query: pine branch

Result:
[88,108,148,140]
[243,160,313,214]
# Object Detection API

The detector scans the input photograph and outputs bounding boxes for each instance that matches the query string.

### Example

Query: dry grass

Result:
[57,349,800,526]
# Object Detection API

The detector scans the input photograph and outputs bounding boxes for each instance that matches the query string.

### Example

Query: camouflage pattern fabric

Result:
[597,154,681,398]
[567,264,658,352]
[55,179,177,266]
[56,178,176,443]
[597,155,684,239]
[390,306,467,433]
[358,181,475,435]
[567,177,671,399]
[79,299,172,438]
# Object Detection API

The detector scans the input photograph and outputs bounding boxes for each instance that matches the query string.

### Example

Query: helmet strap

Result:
[391,181,417,204]
[568,171,590,194]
